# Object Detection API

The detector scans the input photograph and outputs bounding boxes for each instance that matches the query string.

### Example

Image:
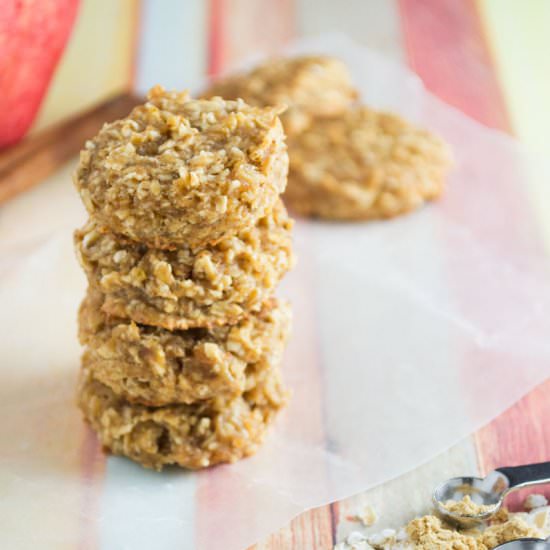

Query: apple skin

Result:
[0,0,80,148]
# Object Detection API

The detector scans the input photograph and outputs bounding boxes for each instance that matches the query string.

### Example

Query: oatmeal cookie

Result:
[74,86,288,249]
[75,201,294,330]
[78,368,287,470]
[285,106,452,220]
[78,289,291,407]
[202,56,357,136]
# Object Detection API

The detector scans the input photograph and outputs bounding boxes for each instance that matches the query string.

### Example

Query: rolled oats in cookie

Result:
[77,368,288,470]
[78,289,291,407]
[74,86,288,249]
[75,200,294,330]
[285,106,452,220]
[202,55,357,136]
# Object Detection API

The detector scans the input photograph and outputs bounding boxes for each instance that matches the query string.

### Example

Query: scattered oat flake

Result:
[349,504,378,527]
[332,531,374,550]
[346,531,367,544]
[524,493,548,511]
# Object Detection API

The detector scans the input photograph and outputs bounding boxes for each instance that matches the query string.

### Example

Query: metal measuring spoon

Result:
[432,461,550,528]
[494,536,550,549]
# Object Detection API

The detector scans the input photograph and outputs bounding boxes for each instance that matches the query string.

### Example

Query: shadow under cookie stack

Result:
[73,86,294,470]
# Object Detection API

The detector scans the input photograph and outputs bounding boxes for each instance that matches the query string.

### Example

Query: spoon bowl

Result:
[434,462,550,528]
[432,475,504,528]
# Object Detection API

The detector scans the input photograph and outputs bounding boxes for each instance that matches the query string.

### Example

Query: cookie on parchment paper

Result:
[77,368,288,470]
[285,106,452,220]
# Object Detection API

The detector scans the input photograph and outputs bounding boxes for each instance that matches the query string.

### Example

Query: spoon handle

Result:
[496,461,550,493]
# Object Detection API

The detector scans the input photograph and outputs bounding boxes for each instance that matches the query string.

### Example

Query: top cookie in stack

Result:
[75,85,289,249]
[73,86,294,470]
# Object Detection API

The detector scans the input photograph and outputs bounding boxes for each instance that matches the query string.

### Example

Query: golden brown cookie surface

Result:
[285,106,452,220]
[75,200,294,330]
[74,86,288,249]
[78,289,291,407]
[78,369,288,470]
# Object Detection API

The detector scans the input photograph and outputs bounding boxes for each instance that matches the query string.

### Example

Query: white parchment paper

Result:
[1,36,550,549]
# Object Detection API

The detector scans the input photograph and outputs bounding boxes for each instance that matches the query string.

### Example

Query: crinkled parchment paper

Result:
[1,35,550,550]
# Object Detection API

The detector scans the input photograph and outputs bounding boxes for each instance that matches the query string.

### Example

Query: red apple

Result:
[0,0,80,148]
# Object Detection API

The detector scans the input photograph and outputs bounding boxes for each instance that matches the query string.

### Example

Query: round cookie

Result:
[78,289,291,407]
[285,106,452,220]
[202,55,357,136]
[74,86,288,249]
[77,369,287,470]
[75,200,294,330]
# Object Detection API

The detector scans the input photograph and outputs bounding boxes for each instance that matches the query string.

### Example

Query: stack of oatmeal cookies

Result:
[73,86,294,470]
[204,55,452,221]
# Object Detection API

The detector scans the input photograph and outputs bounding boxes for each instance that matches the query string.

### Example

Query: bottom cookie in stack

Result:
[78,369,287,470]
[77,289,291,470]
